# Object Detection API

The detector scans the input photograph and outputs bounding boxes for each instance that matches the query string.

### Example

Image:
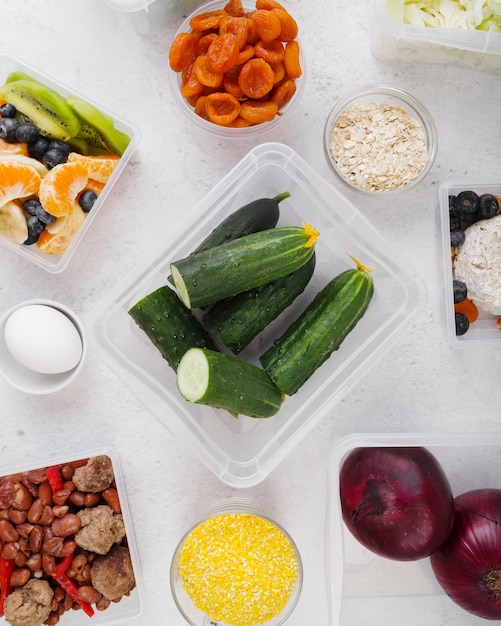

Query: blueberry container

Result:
[91,142,425,488]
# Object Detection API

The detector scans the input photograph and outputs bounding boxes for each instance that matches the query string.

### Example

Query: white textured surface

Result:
[0,1,501,625]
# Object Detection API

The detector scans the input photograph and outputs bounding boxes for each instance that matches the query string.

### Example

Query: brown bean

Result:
[77,585,102,605]
[52,505,69,518]
[8,509,27,525]
[26,553,42,571]
[102,488,121,513]
[59,539,76,557]
[21,475,38,498]
[68,458,88,469]
[12,482,32,510]
[27,468,48,484]
[0,510,9,521]
[52,488,72,506]
[1,541,19,560]
[83,493,100,507]
[60,465,75,481]
[63,480,76,493]
[51,514,81,538]
[29,525,43,553]
[0,518,19,542]
[38,505,54,526]
[38,481,53,506]
[96,597,111,611]
[54,585,65,603]
[15,522,34,538]
[68,553,87,577]
[27,498,44,523]
[43,536,64,556]
[68,491,85,507]
[14,551,27,567]
[42,553,56,575]
[63,592,74,611]
[46,611,60,625]
[10,567,31,587]
[79,563,91,584]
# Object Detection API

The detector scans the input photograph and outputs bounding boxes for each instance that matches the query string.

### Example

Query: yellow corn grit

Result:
[179,512,298,626]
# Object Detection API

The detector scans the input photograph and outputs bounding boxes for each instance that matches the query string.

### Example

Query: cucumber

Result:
[170,223,319,310]
[260,258,374,396]
[167,192,288,285]
[202,253,316,354]
[176,347,283,418]
[128,285,216,370]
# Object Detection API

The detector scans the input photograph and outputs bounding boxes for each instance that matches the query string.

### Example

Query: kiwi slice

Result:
[66,95,130,156]
[0,79,81,142]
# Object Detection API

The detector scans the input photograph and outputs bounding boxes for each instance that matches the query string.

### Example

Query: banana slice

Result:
[0,200,28,243]
[0,154,49,178]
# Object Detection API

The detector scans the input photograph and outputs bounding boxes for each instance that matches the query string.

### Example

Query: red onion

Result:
[339,447,454,561]
[430,489,501,620]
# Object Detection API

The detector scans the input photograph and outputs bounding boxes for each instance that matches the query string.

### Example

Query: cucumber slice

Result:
[177,348,283,418]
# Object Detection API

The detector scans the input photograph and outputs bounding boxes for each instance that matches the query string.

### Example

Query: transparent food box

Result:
[0,54,139,273]
[92,142,425,488]
[326,431,501,626]
[370,0,501,75]
[439,181,501,346]
[0,447,143,626]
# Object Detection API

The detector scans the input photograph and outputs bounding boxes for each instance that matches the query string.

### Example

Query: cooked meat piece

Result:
[72,455,114,493]
[91,545,135,600]
[75,504,125,555]
[3,579,53,626]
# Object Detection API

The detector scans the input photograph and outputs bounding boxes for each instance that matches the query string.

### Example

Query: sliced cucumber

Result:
[177,347,283,418]
[203,253,316,353]
[128,285,216,370]
[170,223,319,309]
[260,258,374,396]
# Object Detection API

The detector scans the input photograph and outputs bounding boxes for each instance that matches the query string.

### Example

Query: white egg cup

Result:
[0,299,87,394]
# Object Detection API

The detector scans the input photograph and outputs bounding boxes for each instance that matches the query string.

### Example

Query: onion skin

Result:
[339,447,454,561]
[430,489,501,620]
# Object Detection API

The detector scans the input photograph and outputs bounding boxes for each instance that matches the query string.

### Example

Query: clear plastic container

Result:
[439,181,501,346]
[326,431,501,626]
[91,142,426,488]
[0,54,139,274]
[168,0,305,139]
[0,447,143,626]
[370,0,501,75]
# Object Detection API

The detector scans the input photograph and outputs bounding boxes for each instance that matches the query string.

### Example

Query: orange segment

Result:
[36,202,87,255]
[67,152,119,184]
[38,161,89,217]
[0,160,41,206]
[0,137,29,156]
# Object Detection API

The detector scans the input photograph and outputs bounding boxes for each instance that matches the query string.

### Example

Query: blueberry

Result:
[450,229,465,247]
[448,195,458,214]
[15,123,39,144]
[453,280,467,303]
[478,193,499,220]
[48,140,71,157]
[26,215,45,237]
[42,148,67,169]
[455,312,469,336]
[0,103,17,118]
[450,213,461,232]
[457,190,479,224]
[23,199,55,224]
[78,189,98,213]
[28,136,50,160]
[0,117,20,142]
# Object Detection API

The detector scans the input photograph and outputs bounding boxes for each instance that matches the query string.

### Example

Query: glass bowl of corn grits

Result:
[170,498,303,626]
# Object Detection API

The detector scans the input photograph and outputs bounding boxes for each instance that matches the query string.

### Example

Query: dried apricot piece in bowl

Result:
[205,92,241,125]
[169,32,198,72]
[238,58,274,98]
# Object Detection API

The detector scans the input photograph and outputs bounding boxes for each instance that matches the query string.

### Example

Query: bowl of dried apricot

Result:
[323,84,437,196]
[168,0,304,136]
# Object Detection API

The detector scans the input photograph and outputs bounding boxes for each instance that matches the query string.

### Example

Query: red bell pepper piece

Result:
[46,465,64,494]
[52,556,94,618]
[0,548,15,617]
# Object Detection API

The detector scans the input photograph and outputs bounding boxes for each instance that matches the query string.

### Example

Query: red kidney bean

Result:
[26,553,42,572]
[0,518,19,542]
[46,612,60,625]
[83,493,100,507]
[12,482,32,510]
[27,498,44,523]
[52,488,71,507]
[42,553,55,575]
[68,491,85,507]
[52,505,69,518]
[15,522,33,538]
[78,585,102,604]
[60,465,75,481]
[38,481,53,506]
[29,525,43,553]
[43,536,64,556]
[1,541,19,560]
[59,539,76,557]
[8,509,27,525]
[14,551,27,567]
[27,468,48,484]
[102,488,121,513]
[51,514,81,538]
[10,567,31,587]
[38,505,54,526]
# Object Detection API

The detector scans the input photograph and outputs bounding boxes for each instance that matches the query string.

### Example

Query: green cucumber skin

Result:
[171,226,316,309]
[128,286,216,370]
[177,348,283,418]
[203,253,316,354]
[260,268,374,396]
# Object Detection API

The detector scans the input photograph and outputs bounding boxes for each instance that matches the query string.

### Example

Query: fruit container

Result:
[102,0,204,36]
[370,0,501,75]
[91,142,426,488]
[168,0,305,138]
[170,498,302,625]
[323,84,437,197]
[439,181,501,346]
[326,431,501,626]
[0,447,143,626]
[0,53,139,274]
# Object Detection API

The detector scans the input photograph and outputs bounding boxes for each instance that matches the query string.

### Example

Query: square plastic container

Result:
[439,181,501,346]
[326,431,501,626]
[91,142,425,488]
[370,0,501,75]
[0,447,143,626]
[0,54,139,273]
[102,0,205,35]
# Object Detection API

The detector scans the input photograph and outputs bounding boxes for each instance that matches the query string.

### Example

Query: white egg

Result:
[4,304,83,374]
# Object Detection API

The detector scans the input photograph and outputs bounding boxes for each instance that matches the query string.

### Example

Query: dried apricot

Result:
[193,55,224,88]
[271,79,296,109]
[181,64,204,98]
[207,33,240,73]
[169,32,198,72]
[272,8,298,41]
[205,92,241,125]
[245,16,260,45]
[284,40,302,79]
[252,9,281,42]
[240,100,278,123]
[255,0,284,10]
[224,0,245,17]
[238,57,274,98]
[236,44,255,65]
[454,298,479,323]
[270,61,285,83]
[190,9,226,31]
[197,33,218,56]
[194,95,210,120]
[219,16,248,49]
[223,66,245,99]
[254,39,284,64]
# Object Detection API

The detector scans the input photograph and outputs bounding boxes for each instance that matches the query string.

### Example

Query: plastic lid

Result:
[102,0,156,12]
